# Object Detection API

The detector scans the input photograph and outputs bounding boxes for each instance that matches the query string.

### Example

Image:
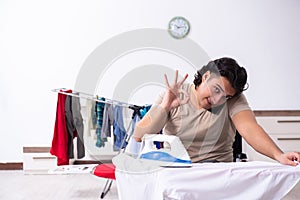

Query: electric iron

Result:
[138,134,192,167]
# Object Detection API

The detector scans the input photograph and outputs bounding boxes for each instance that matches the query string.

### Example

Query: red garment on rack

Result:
[50,90,72,166]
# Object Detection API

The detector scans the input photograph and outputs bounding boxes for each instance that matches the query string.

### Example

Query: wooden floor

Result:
[1,170,300,200]
[0,170,118,200]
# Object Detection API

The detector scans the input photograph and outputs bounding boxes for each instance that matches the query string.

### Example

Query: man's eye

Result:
[214,86,220,93]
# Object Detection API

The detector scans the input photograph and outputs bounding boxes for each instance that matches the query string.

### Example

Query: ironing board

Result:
[92,163,116,198]
[91,105,147,199]
[114,161,300,200]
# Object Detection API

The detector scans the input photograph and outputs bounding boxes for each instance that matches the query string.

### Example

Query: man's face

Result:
[196,73,236,109]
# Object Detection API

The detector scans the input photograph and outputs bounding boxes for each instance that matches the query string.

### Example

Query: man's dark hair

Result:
[193,57,248,96]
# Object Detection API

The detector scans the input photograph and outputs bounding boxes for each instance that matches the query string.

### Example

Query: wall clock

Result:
[168,16,190,39]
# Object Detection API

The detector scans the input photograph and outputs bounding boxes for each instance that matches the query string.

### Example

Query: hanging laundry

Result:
[50,90,72,166]
[95,97,106,147]
[140,105,151,118]
[51,88,147,163]
[101,103,114,139]
[139,104,162,149]
[127,114,141,157]
[113,105,127,151]
[92,101,97,129]
[65,95,85,159]
[83,99,96,137]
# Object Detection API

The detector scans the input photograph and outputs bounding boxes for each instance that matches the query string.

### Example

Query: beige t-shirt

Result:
[134,84,251,163]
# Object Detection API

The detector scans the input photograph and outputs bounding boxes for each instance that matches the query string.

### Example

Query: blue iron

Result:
[138,134,192,167]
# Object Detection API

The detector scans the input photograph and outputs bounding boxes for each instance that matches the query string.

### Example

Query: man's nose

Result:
[211,94,223,104]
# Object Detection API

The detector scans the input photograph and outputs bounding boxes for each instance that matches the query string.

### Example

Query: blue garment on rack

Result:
[140,104,162,149]
[113,105,127,151]
[95,97,106,148]
[91,101,97,129]
[140,105,151,118]
[128,114,141,157]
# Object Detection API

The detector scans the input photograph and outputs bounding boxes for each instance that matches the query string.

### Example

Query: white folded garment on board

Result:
[114,159,300,200]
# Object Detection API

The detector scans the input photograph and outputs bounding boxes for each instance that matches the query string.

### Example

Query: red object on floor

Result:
[93,163,116,180]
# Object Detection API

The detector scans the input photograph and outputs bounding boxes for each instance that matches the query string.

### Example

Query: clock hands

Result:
[173,24,186,30]
[174,25,183,29]
[168,17,190,39]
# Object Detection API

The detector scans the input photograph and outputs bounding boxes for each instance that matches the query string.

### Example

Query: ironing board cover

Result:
[93,163,116,179]
[114,160,300,200]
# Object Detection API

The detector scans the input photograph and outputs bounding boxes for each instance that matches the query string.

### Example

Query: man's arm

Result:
[133,105,169,142]
[133,70,189,142]
[232,110,299,166]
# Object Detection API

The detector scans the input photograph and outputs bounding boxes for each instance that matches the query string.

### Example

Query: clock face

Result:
[168,17,190,39]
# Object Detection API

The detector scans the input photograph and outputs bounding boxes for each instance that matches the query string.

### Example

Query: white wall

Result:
[1,0,299,162]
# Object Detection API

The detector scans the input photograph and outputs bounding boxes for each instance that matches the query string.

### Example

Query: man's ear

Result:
[202,71,211,82]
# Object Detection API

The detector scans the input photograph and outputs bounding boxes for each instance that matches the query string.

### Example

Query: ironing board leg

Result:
[100,179,113,199]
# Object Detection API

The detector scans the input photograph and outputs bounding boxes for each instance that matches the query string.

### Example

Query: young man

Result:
[133,57,299,166]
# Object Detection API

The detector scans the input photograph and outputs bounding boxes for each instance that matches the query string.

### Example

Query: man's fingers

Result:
[165,71,188,88]
[179,73,189,86]
[179,89,190,105]
[174,70,178,85]
[164,74,170,88]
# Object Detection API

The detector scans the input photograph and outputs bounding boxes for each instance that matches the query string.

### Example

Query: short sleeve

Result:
[227,93,251,118]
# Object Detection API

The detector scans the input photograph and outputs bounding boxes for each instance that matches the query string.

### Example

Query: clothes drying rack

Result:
[52,88,147,119]
[52,87,146,154]
[52,87,146,145]
[52,88,146,199]
[52,88,141,109]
